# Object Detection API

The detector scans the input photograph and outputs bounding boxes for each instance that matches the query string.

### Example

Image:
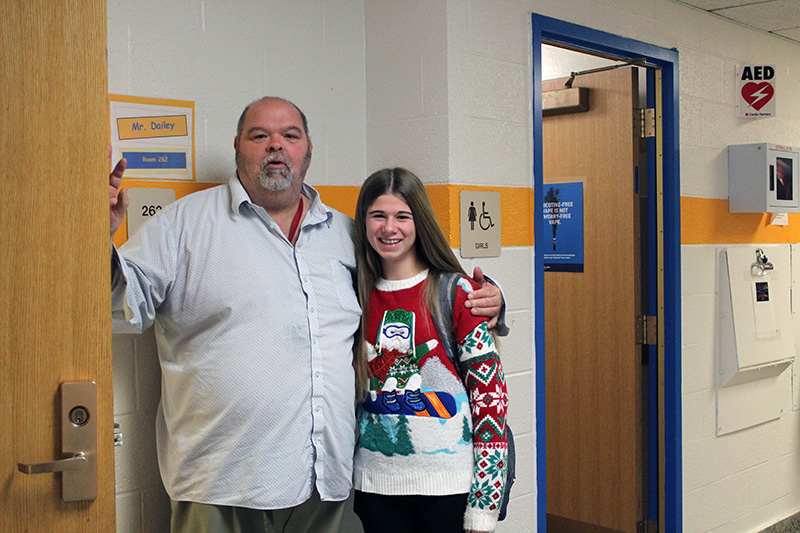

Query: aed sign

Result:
[737,64,776,118]
[459,191,501,258]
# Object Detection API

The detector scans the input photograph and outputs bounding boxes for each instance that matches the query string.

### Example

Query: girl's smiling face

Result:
[365,193,423,279]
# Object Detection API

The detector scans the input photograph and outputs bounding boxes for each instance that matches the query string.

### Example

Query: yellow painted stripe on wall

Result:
[116,184,789,250]
[113,181,535,248]
[320,189,800,247]
[313,185,360,219]
[317,184,535,248]
[681,196,800,244]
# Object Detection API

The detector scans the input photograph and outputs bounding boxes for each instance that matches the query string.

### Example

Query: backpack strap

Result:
[433,271,463,375]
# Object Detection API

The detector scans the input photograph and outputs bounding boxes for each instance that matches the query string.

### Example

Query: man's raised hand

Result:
[109,158,129,239]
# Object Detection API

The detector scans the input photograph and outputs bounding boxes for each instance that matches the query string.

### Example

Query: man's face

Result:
[234,98,312,194]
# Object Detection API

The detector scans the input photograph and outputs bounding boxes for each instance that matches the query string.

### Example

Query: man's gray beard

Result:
[257,165,293,192]
[235,148,310,193]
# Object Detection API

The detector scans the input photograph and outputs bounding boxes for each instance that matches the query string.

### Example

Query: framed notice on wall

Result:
[543,181,584,272]
[109,94,196,180]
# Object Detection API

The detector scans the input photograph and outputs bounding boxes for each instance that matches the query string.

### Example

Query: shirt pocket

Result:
[328,259,361,315]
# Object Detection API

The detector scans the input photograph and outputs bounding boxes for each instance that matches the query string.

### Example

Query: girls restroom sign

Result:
[737,65,776,118]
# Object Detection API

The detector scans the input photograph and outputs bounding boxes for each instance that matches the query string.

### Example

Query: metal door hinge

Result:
[638,519,659,533]
[636,315,658,345]
[636,108,656,138]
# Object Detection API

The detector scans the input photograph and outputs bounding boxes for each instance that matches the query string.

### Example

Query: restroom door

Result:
[0,1,116,530]
[544,66,643,533]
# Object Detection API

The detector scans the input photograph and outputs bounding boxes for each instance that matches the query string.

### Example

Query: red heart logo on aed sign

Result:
[741,82,774,111]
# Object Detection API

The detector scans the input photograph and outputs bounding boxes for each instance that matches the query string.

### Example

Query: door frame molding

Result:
[531,14,682,532]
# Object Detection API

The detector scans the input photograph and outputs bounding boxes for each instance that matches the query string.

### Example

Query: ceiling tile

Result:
[676,0,800,44]
[717,0,800,31]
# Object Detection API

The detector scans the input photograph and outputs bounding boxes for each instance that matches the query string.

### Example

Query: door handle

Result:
[15,382,98,501]
[18,452,89,474]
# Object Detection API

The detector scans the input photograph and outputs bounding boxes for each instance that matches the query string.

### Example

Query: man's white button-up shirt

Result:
[112,176,360,509]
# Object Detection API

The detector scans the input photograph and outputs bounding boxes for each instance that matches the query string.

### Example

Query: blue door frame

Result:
[531,13,682,532]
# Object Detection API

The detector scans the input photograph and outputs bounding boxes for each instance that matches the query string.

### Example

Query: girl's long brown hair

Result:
[353,168,466,398]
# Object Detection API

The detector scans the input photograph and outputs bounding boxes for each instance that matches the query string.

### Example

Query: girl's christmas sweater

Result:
[353,269,509,532]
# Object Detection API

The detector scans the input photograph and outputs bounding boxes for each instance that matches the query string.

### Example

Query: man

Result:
[109,97,504,532]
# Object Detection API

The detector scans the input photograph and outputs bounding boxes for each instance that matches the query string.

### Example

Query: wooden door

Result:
[544,67,643,533]
[0,1,115,531]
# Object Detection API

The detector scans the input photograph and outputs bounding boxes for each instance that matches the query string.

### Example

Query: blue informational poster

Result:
[543,182,584,272]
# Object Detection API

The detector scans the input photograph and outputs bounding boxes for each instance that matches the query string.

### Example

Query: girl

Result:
[353,168,509,533]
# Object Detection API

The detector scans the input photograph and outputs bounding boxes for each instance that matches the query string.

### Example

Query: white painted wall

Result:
[107,0,366,188]
[109,1,800,532]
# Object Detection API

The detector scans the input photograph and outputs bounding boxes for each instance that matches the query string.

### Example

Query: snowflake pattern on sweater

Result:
[353,270,508,532]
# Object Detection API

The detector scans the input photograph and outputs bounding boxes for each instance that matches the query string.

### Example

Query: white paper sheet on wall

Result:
[770,212,789,226]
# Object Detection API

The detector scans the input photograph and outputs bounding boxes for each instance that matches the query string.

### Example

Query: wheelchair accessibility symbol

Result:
[468,201,495,231]
[460,191,501,259]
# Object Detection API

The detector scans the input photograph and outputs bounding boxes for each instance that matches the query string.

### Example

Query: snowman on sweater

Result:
[367,308,438,413]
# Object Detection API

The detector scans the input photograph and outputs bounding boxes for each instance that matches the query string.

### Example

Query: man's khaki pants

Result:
[171,490,346,533]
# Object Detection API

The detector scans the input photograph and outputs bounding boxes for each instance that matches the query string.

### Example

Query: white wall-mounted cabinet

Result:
[728,143,799,213]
